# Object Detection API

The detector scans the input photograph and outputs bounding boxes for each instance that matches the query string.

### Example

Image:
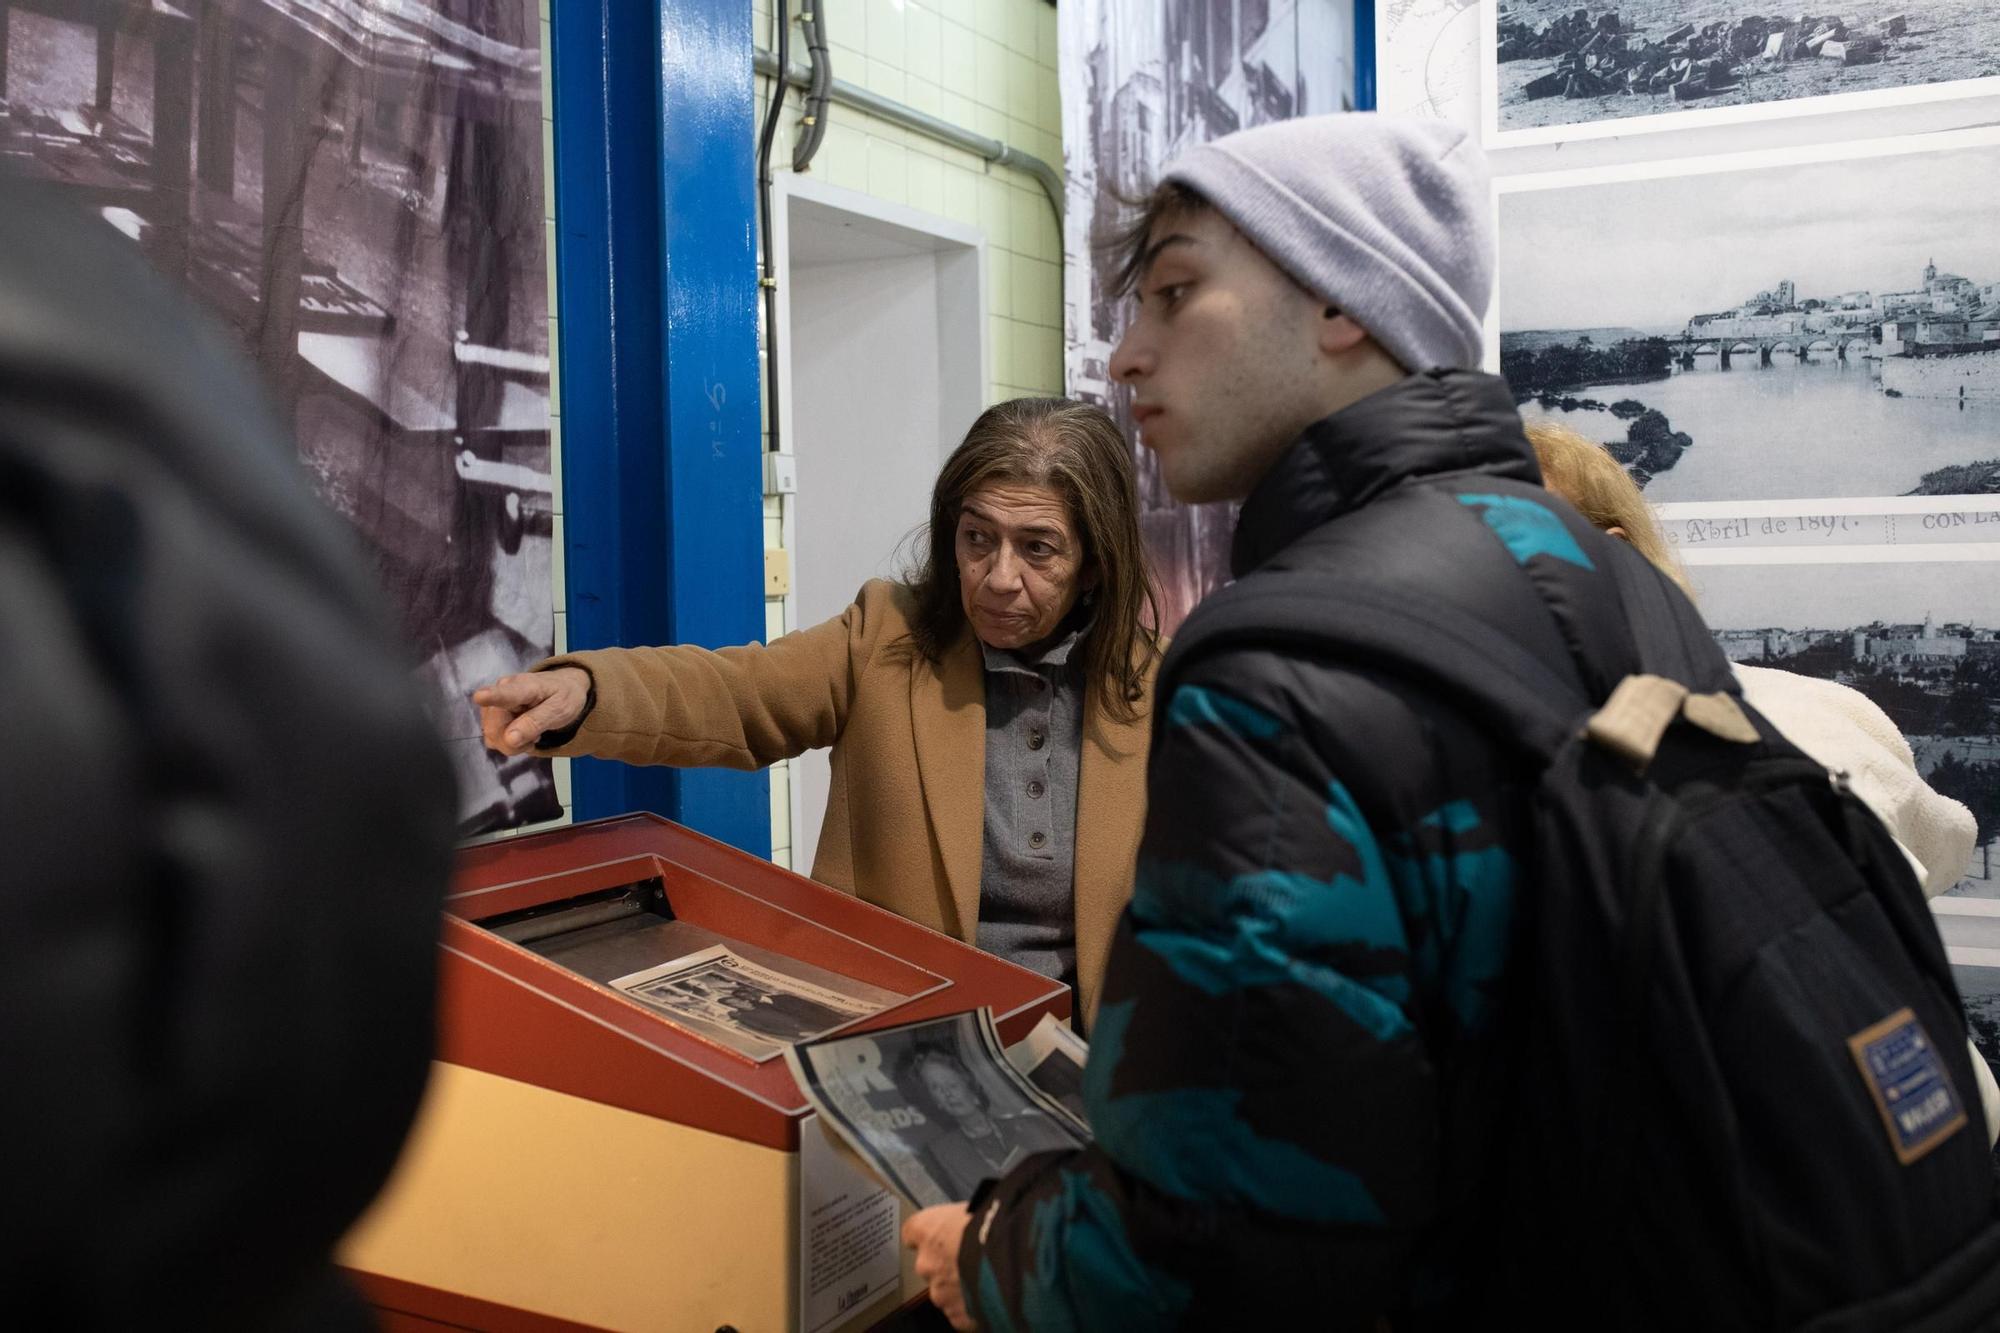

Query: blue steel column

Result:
[548,0,770,855]
[1354,0,1377,110]
[654,0,771,853]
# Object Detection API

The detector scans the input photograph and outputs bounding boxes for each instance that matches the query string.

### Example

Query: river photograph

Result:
[1519,353,2000,501]
[1497,131,2000,503]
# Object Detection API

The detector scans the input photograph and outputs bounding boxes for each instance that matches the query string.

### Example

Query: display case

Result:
[339,813,1070,1332]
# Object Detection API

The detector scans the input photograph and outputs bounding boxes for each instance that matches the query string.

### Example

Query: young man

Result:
[902,112,1544,1328]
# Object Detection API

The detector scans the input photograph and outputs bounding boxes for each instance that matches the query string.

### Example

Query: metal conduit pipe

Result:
[752,48,1063,235]
[791,5,833,171]
[755,1,791,455]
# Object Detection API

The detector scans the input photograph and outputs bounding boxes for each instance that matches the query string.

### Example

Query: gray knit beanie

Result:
[1162,113,1493,373]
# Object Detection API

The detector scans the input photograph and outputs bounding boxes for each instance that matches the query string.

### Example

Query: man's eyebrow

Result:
[1137,232,1199,281]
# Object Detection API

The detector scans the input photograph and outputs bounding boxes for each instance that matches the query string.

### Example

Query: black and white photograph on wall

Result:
[0,0,559,836]
[788,1010,1089,1209]
[1483,0,2000,146]
[1685,556,2000,897]
[1061,0,1355,631]
[611,945,894,1063]
[1945,958,2000,1078]
[1497,128,2000,506]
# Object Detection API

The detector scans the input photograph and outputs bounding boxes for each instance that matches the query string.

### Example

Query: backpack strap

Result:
[1158,475,1734,767]
[1159,568,1587,765]
[1444,477,1647,705]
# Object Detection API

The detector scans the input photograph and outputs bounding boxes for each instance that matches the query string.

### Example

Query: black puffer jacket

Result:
[962,370,1650,1329]
[0,184,455,1327]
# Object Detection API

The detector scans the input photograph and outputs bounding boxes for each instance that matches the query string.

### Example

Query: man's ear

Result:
[1317,310,1369,357]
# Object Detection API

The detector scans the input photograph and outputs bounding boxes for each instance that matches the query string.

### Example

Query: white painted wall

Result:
[794,252,945,596]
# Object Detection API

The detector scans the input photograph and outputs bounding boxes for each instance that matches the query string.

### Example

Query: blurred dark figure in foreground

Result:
[0,182,455,1327]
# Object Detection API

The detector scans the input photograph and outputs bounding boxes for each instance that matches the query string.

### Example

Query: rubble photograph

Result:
[1691,559,2000,898]
[1497,130,2000,502]
[1488,0,2000,137]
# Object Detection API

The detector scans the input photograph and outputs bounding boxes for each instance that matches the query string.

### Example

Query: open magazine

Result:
[786,1010,1091,1209]
[1004,1012,1089,1125]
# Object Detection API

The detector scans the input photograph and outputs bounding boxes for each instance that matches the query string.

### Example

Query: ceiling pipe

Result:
[752,48,1063,239]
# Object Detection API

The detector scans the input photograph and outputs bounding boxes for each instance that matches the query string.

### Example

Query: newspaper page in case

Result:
[1004,1013,1091,1132]
[609,945,892,1063]
[787,1010,1089,1209]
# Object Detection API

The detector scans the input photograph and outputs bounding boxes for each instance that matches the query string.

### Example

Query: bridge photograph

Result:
[1497,127,2000,504]
[1674,334,1878,369]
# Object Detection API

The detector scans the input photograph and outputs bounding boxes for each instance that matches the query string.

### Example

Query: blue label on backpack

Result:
[1847,1008,1967,1165]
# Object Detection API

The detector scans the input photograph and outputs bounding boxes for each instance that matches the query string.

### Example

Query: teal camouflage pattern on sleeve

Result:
[961,667,1526,1329]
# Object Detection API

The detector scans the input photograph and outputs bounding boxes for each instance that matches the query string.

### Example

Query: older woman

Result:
[475,398,1162,1026]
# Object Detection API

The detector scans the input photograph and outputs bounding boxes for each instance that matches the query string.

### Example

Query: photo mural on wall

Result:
[1375,0,2000,1058]
[1495,125,2000,899]
[0,0,558,836]
[1686,558,2000,897]
[1497,131,2000,504]
[1950,956,2000,1074]
[1483,0,2000,147]
[1059,0,1357,632]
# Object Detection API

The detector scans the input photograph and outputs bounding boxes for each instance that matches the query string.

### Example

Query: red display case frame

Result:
[439,812,1073,1150]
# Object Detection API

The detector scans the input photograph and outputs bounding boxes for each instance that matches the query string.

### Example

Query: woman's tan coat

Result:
[536,579,1155,1022]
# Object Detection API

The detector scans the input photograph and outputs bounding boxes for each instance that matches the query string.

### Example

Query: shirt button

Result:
[1028,731,1045,751]
[1029,831,1047,849]
[1027,779,1045,799]
[1035,678,1048,692]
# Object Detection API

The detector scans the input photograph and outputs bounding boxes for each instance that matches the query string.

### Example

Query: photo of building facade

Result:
[1063,0,1354,629]
[1695,559,2000,896]
[0,0,559,835]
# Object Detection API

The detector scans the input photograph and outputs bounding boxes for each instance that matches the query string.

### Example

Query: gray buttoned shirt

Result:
[975,627,1086,997]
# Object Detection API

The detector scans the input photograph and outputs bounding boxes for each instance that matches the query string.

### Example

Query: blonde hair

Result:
[1524,420,1693,596]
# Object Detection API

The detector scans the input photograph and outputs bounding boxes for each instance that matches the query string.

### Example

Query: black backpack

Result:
[1158,473,2000,1331]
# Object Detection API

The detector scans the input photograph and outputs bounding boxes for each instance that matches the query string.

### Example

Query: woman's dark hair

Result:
[903,1046,988,1117]
[903,397,1161,721]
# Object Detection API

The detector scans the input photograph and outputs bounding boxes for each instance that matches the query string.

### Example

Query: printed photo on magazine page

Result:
[787,1010,1088,1208]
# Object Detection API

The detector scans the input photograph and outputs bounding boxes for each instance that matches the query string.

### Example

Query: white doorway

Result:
[772,175,987,873]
